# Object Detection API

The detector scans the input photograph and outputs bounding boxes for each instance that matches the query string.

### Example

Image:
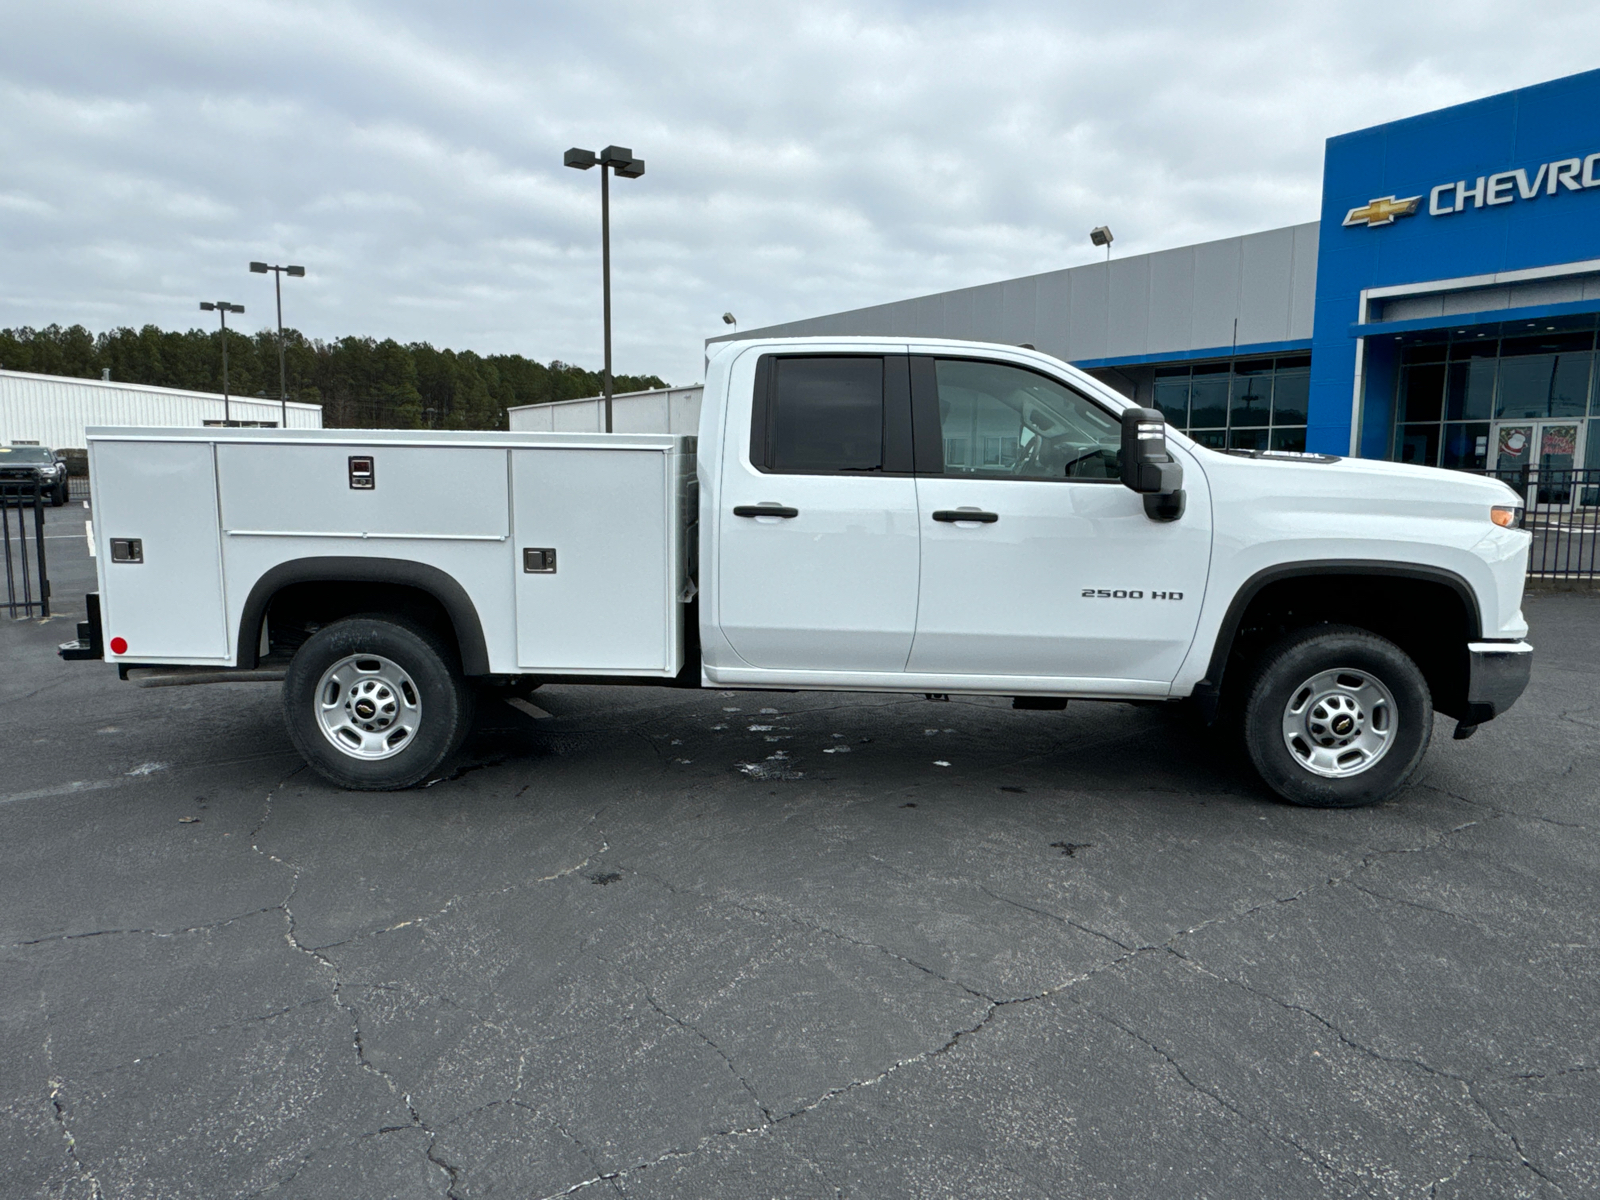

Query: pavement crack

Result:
[638,982,774,1121]
[1070,1001,1365,1193]
[626,866,1000,1004]
[976,884,1138,952]
[47,1079,104,1200]
[10,905,288,949]
[309,841,610,954]
[1169,948,1566,1194]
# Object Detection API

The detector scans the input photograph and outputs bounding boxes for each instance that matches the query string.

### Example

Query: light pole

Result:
[1090,225,1114,263]
[722,312,737,331]
[200,301,245,424]
[564,144,645,433]
[249,261,306,429]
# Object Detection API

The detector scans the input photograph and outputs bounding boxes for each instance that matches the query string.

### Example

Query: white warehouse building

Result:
[507,385,703,435]
[0,370,322,451]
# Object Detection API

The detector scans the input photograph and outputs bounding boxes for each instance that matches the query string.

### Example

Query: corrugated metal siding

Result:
[708,221,1321,364]
[508,386,704,435]
[0,371,323,450]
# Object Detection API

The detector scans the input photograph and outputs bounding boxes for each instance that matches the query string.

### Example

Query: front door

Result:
[716,351,920,672]
[908,356,1211,685]
[1493,421,1584,503]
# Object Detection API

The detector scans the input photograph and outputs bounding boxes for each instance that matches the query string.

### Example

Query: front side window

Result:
[933,359,1120,480]
[762,356,884,472]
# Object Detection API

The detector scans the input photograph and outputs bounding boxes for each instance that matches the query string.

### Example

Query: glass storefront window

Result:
[1269,427,1307,453]
[1229,427,1269,451]
[1229,360,1273,426]
[1446,353,1496,421]
[1148,355,1316,451]
[1495,352,1592,418]
[1397,423,1441,466]
[1188,365,1230,428]
[1388,318,1598,475]
[1440,422,1490,470]
[1271,370,1310,424]
[1397,363,1445,424]
[1153,371,1189,426]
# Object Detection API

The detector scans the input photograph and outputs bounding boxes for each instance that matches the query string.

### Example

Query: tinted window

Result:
[933,359,1120,480]
[766,357,883,472]
[0,447,53,463]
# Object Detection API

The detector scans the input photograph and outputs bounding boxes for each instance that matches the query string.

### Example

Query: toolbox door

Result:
[95,439,229,662]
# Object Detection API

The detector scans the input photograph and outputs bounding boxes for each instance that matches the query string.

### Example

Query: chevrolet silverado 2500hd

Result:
[60,337,1534,806]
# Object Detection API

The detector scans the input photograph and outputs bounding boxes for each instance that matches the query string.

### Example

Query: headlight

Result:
[1490,505,1523,528]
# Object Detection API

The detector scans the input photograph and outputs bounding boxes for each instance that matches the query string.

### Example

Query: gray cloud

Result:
[3,0,1598,384]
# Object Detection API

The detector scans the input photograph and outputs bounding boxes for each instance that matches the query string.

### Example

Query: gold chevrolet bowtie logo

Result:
[1343,194,1423,227]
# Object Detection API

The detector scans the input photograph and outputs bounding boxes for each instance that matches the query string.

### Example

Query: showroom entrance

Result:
[1390,316,1598,479]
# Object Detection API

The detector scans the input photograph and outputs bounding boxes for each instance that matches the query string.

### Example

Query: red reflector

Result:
[109,636,128,655]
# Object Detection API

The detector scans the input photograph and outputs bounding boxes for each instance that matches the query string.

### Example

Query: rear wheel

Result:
[283,615,475,790]
[1242,625,1432,808]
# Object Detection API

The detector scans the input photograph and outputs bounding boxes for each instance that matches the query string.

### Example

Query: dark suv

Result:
[0,446,71,506]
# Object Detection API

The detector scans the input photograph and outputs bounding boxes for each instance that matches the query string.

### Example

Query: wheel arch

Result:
[237,557,491,675]
[1194,560,1483,721]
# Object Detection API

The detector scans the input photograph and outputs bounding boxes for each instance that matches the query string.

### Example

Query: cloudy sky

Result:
[3,1,1599,385]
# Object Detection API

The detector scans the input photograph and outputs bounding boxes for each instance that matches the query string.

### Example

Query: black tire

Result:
[1242,624,1432,808]
[282,615,475,790]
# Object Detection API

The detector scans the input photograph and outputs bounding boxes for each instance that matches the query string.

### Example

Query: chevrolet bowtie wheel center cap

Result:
[1280,669,1398,780]
[316,654,421,761]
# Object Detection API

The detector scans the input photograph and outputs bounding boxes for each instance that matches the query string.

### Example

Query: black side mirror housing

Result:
[1119,407,1185,521]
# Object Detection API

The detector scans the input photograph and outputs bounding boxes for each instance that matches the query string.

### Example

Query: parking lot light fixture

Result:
[565,143,646,432]
[200,301,245,424]
[1090,225,1114,262]
[249,261,307,429]
[722,312,737,330]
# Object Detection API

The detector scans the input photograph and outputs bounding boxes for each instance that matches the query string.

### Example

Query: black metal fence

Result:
[1478,467,1600,581]
[68,476,91,502]
[1,480,50,618]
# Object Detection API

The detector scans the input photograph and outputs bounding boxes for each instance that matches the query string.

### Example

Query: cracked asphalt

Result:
[4,503,1599,1199]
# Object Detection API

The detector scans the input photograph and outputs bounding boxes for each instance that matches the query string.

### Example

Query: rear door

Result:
[716,351,920,672]
[908,355,1211,685]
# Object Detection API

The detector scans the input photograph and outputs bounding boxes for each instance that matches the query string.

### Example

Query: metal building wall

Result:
[508,386,704,435]
[0,370,323,449]
[707,222,1320,368]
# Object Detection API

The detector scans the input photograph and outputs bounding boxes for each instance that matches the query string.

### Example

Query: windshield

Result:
[0,447,54,464]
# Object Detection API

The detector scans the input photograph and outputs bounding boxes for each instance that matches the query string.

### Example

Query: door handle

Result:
[932,509,998,523]
[733,504,799,518]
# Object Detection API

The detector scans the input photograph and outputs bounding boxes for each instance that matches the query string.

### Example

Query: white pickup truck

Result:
[61,337,1534,807]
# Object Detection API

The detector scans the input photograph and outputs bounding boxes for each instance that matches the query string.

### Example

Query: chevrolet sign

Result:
[1345,151,1600,229]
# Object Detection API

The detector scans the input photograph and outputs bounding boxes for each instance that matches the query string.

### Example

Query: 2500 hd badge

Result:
[1082,589,1184,599]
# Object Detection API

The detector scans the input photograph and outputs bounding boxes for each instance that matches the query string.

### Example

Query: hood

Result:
[1190,445,1525,511]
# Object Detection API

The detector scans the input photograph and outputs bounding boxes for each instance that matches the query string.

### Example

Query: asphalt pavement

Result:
[3,502,1598,1199]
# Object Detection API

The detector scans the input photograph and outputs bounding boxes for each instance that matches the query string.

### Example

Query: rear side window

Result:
[751,355,913,474]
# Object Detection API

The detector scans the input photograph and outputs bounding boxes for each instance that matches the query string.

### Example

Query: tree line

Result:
[0,323,670,430]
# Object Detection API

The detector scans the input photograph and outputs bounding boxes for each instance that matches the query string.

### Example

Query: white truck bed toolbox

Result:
[86,428,696,677]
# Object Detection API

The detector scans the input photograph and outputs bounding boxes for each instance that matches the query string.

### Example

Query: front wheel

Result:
[1242,625,1432,808]
[282,616,475,790]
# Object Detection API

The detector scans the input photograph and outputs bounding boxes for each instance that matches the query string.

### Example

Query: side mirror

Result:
[1119,407,1185,521]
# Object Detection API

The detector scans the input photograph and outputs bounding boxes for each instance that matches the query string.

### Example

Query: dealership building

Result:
[715,68,1600,475]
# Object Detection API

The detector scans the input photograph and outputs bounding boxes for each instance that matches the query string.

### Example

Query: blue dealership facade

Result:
[720,68,1600,474]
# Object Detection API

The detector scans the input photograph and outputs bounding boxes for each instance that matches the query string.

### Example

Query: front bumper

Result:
[1463,640,1533,724]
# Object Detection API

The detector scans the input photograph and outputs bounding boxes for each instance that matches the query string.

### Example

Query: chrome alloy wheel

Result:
[314,654,422,760]
[1280,668,1397,779]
